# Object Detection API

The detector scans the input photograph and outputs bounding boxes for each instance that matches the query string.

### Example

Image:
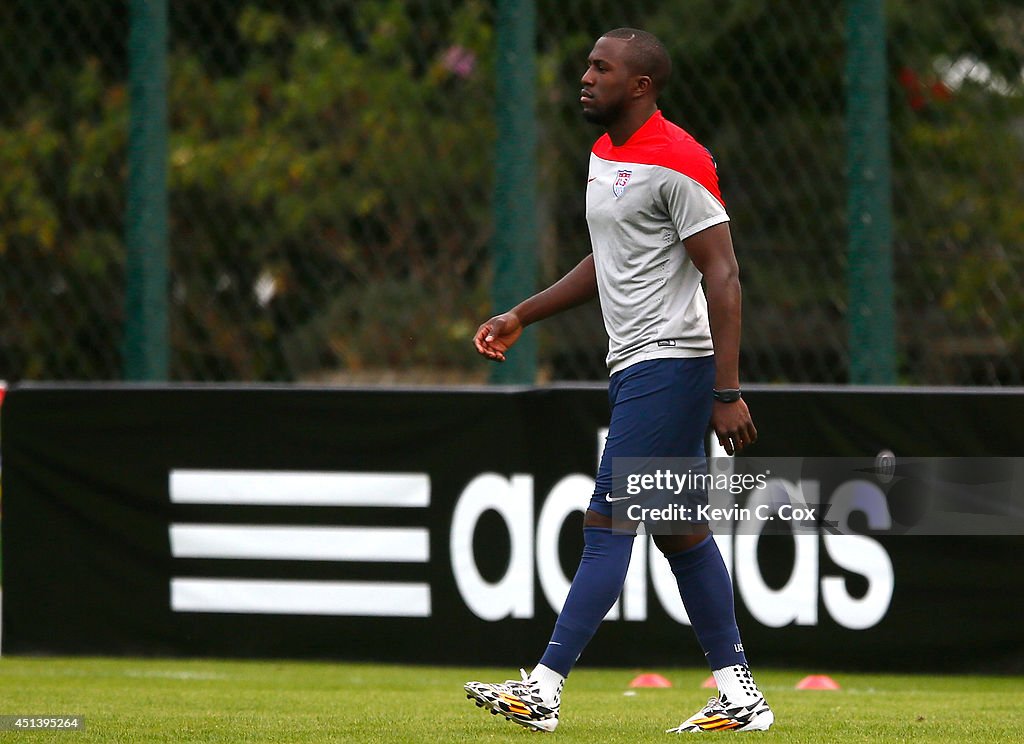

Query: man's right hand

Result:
[473,313,523,362]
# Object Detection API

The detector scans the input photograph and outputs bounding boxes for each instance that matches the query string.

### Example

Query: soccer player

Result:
[463,28,773,734]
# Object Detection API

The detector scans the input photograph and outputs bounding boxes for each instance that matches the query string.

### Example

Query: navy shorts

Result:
[589,356,714,517]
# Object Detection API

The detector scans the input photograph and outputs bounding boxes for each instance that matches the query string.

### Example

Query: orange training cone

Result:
[795,674,841,690]
[701,675,717,689]
[629,673,673,688]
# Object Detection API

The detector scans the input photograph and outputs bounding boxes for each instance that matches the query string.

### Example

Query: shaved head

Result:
[601,28,672,96]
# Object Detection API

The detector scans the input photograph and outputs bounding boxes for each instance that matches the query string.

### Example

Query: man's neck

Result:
[605,104,659,147]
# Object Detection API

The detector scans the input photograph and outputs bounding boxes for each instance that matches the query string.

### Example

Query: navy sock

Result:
[666,535,747,670]
[538,527,634,677]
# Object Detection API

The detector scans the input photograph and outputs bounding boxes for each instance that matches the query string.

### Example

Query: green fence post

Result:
[123,0,169,381]
[491,0,537,384]
[846,0,896,384]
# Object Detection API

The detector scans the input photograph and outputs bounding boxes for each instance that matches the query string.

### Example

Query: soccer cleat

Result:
[666,695,774,733]
[464,668,561,732]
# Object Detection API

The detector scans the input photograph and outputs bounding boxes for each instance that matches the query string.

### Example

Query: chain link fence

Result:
[2,1,1022,385]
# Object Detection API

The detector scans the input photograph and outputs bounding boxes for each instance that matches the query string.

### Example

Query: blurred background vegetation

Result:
[1,0,1022,384]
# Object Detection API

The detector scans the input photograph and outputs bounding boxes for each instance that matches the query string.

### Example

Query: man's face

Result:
[580,36,635,126]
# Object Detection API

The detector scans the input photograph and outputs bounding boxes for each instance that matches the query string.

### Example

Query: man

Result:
[464,28,773,734]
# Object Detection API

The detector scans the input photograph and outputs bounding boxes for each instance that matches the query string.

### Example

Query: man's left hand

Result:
[712,399,757,455]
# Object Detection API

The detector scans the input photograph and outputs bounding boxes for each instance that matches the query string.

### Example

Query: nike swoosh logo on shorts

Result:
[605,494,630,503]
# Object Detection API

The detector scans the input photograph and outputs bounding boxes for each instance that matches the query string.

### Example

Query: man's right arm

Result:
[474,254,598,362]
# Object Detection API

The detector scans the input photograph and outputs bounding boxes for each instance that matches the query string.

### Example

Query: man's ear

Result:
[633,75,653,98]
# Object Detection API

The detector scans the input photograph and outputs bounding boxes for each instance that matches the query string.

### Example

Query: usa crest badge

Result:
[612,169,632,198]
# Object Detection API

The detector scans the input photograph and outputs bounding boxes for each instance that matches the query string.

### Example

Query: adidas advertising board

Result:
[1,384,1022,671]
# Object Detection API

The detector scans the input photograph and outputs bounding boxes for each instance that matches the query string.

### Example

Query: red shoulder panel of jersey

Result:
[591,111,724,206]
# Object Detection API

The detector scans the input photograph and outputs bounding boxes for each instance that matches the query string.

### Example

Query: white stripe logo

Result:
[170,470,429,507]
[169,525,429,562]
[170,579,430,617]
[168,469,431,617]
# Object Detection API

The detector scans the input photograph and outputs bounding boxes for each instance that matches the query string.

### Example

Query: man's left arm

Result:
[684,222,757,455]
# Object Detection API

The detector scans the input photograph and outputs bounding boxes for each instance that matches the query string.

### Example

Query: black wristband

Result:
[713,388,742,403]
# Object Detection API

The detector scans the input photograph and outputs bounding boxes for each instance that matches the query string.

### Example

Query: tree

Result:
[1,0,1021,383]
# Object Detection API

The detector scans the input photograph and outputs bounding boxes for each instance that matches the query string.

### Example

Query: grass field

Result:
[0,657,1022,742]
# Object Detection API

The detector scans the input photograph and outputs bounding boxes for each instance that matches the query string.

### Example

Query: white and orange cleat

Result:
[464,668,561,732]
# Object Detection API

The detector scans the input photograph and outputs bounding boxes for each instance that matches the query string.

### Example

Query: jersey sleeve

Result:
[658,167,730,243]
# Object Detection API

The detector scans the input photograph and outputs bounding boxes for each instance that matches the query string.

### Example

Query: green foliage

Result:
[889,3,1024,364]
[1,0,495,381]
[0,47,126,379]
[0,0,1022,383]
[166,0,497,379]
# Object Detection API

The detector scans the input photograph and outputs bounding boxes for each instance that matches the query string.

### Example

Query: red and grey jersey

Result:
[585,110,728,374]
